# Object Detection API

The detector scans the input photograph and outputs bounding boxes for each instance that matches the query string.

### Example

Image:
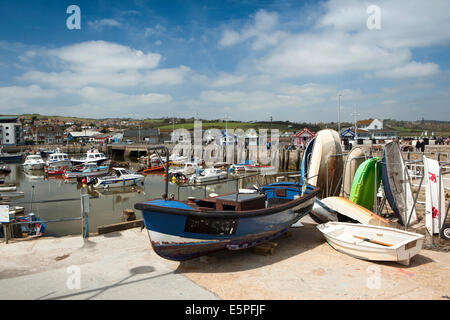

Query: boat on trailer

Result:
[134,146,320,261]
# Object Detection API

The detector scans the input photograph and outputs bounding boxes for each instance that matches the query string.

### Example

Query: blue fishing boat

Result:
[134,146,320,261]
[0,147,23,163]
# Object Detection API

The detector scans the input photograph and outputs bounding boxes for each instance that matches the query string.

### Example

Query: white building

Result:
[0,116,23,146]
[357,119,383,131]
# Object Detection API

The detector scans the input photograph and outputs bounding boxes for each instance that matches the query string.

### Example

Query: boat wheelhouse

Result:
[71,148,108,166]
[46,149,71,168]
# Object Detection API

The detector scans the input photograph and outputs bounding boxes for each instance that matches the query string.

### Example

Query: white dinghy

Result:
[317,222,424,266]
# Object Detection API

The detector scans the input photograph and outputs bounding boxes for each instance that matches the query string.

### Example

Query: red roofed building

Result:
[292,128,315,147]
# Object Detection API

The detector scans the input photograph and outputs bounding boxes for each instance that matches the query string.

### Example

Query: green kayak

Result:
[348,157,381,211]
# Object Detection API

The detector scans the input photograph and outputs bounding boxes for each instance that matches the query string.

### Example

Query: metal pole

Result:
[406,173,424,230]
[30,185,35,212]
[338,94,341,134]
[438,166,442,236]
[374,160,379,213]
[3,223,8,244]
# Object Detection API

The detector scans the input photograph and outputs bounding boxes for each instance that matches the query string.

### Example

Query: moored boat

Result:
[46,148,71,168]
[189,167,228,183]
[22,154,45,170]
[91,168,144,188]
[71,148,108,166]
[0,147,23,163]
[64,162,110,179]
[317,222,424,266]
[169,162,202,178]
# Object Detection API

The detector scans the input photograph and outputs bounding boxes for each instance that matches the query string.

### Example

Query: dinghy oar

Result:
[353,235,393,247]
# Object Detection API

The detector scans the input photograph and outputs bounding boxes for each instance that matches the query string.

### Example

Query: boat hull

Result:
[94,176,144,188]
[46,160,72,168]
[0,155,23,163]
[140,197,315,261]
[23,163,45,170]
[71,159,107,166]
[65,168,109,179]
[349,157,381,211]
[317,222,424,265]
[381,142,417,226]
[343,147,365,198]
[307,129,343,199]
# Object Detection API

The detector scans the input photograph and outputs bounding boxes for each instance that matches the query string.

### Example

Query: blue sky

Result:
[0,0,449,122]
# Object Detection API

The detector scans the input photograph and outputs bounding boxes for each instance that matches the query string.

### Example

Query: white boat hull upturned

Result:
[342,147,366,198]
[307,129,343,199]
[317,222,424,266]
[320,196,391,227]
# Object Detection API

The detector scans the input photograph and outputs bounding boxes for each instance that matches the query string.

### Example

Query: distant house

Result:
[357,119,383,131]
[34,125,64,144]
[245,129,258,146]
[340,128,356,139]
[292,128,315,147]
[123,129,160,144]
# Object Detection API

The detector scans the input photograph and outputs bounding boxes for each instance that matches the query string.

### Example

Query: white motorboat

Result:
[0,185,17,192]
[189,168,228,183]
[22,154,45,170]
[317,222,424,266]
[71,148,108,165]
[92,168,144,189]
[64,162,110,179]
[46,148,71,168]
[168,154,189,165]
[169,162,202,177]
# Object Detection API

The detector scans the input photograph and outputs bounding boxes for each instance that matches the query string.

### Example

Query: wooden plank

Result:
[251,246,274,256]
[97,219,144,235]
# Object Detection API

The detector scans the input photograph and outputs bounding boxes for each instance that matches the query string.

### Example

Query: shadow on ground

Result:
[175,222,324,274]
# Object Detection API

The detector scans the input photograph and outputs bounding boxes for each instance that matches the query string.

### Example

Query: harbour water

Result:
[2,163,278,236]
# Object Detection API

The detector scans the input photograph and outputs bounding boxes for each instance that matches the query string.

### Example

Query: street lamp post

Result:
[338,94,342,134]
[351,108,360,140]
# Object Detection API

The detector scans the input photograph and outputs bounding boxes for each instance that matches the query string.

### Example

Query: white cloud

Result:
[0,85,57,100]
[210,73,247,87]
[88,19,122,31]
[219,9,283,50]
[49,41,161,73]
[18,41,191,89]
[79,87,172,106]
[318,0,450,49]
[258,32,411,77]
[374,61,439,78]
[142,66,191,86]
